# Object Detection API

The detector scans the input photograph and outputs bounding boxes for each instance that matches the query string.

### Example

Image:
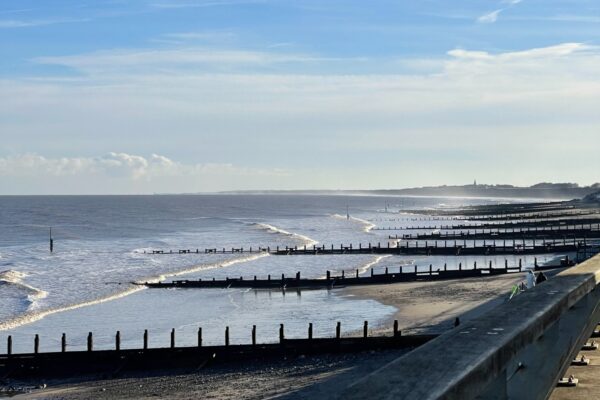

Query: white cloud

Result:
[2,42,600,192]
[477,9,503,23]
[0,153,287,181]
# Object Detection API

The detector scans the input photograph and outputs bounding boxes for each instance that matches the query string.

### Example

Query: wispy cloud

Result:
[150,0,265,9]
[32,47,363,75]
[477,0,524,24]
[0,18,88,29]
[477,9,503,23]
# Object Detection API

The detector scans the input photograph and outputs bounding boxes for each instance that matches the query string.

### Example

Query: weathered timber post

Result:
[198,328,202,347]
[363,321,368,338]
[308,323,313,340]
[7,335,12,356]
[116,331,121,351]
[393,320,400,337]
[252,325,256,346]
[225,326,230,346]
[34,334,39,354]
[336,322,341,340]
[61,333,66,352]
[87,332,93,352]
[279,324,285,343]
[144,329,148,350]
[171,328,175,348]
[326,270,331,280]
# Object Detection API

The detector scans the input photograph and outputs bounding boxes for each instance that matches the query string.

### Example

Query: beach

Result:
[6,272,531,399]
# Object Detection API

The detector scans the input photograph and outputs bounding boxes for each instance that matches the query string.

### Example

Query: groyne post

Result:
[363,321,368,338]
[308,323,313,340]
[116,331,121,351]
[252,325,256,346]
[61,333,66,352]
[170,328,175,349]
[393,320,399,337]
[34,334,39,354]
[198,327,202,347]
[336,322,341,340]
[279,324,285,343]
[143,329,148,350]
[87,332,93,352]
[225,326,230,346]
[7,335,12,356]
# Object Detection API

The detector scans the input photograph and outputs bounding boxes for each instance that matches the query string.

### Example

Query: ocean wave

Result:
[252,223,319,247]
[331,214,376,232]
[318,255,391,279]
[0,269,48,307]
[0,253,269,332]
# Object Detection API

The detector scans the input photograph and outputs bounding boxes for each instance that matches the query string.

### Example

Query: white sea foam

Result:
[357,255,391,274]
[253,223,319,247]
[331,214,376,232]
[0,270,48,305]
[0,252,269,331]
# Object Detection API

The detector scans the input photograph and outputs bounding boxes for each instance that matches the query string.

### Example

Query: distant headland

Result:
[222,182,600,200]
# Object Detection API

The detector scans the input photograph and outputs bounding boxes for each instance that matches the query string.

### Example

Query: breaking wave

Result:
[331,214,376,232]
[253,223,319,247]
[0,270,48,305]
[0,253,269,331]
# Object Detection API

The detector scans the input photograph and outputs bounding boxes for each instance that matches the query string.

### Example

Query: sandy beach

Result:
[345,272,528,335]
[4,271,536,399]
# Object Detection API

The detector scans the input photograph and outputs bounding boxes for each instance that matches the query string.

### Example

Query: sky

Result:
[1,0,600,194]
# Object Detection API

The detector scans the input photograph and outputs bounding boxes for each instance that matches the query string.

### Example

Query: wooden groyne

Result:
[393,227,600,241]
[147,241,588,257]
[0,323,435,379]
[464,210,599,221]
[145,259,565,290]
[374,220,600,231]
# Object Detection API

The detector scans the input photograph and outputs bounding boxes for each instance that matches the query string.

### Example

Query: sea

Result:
[0,194,563,353]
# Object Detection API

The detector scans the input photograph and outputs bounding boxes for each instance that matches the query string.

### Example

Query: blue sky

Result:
[1,0,600,194]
